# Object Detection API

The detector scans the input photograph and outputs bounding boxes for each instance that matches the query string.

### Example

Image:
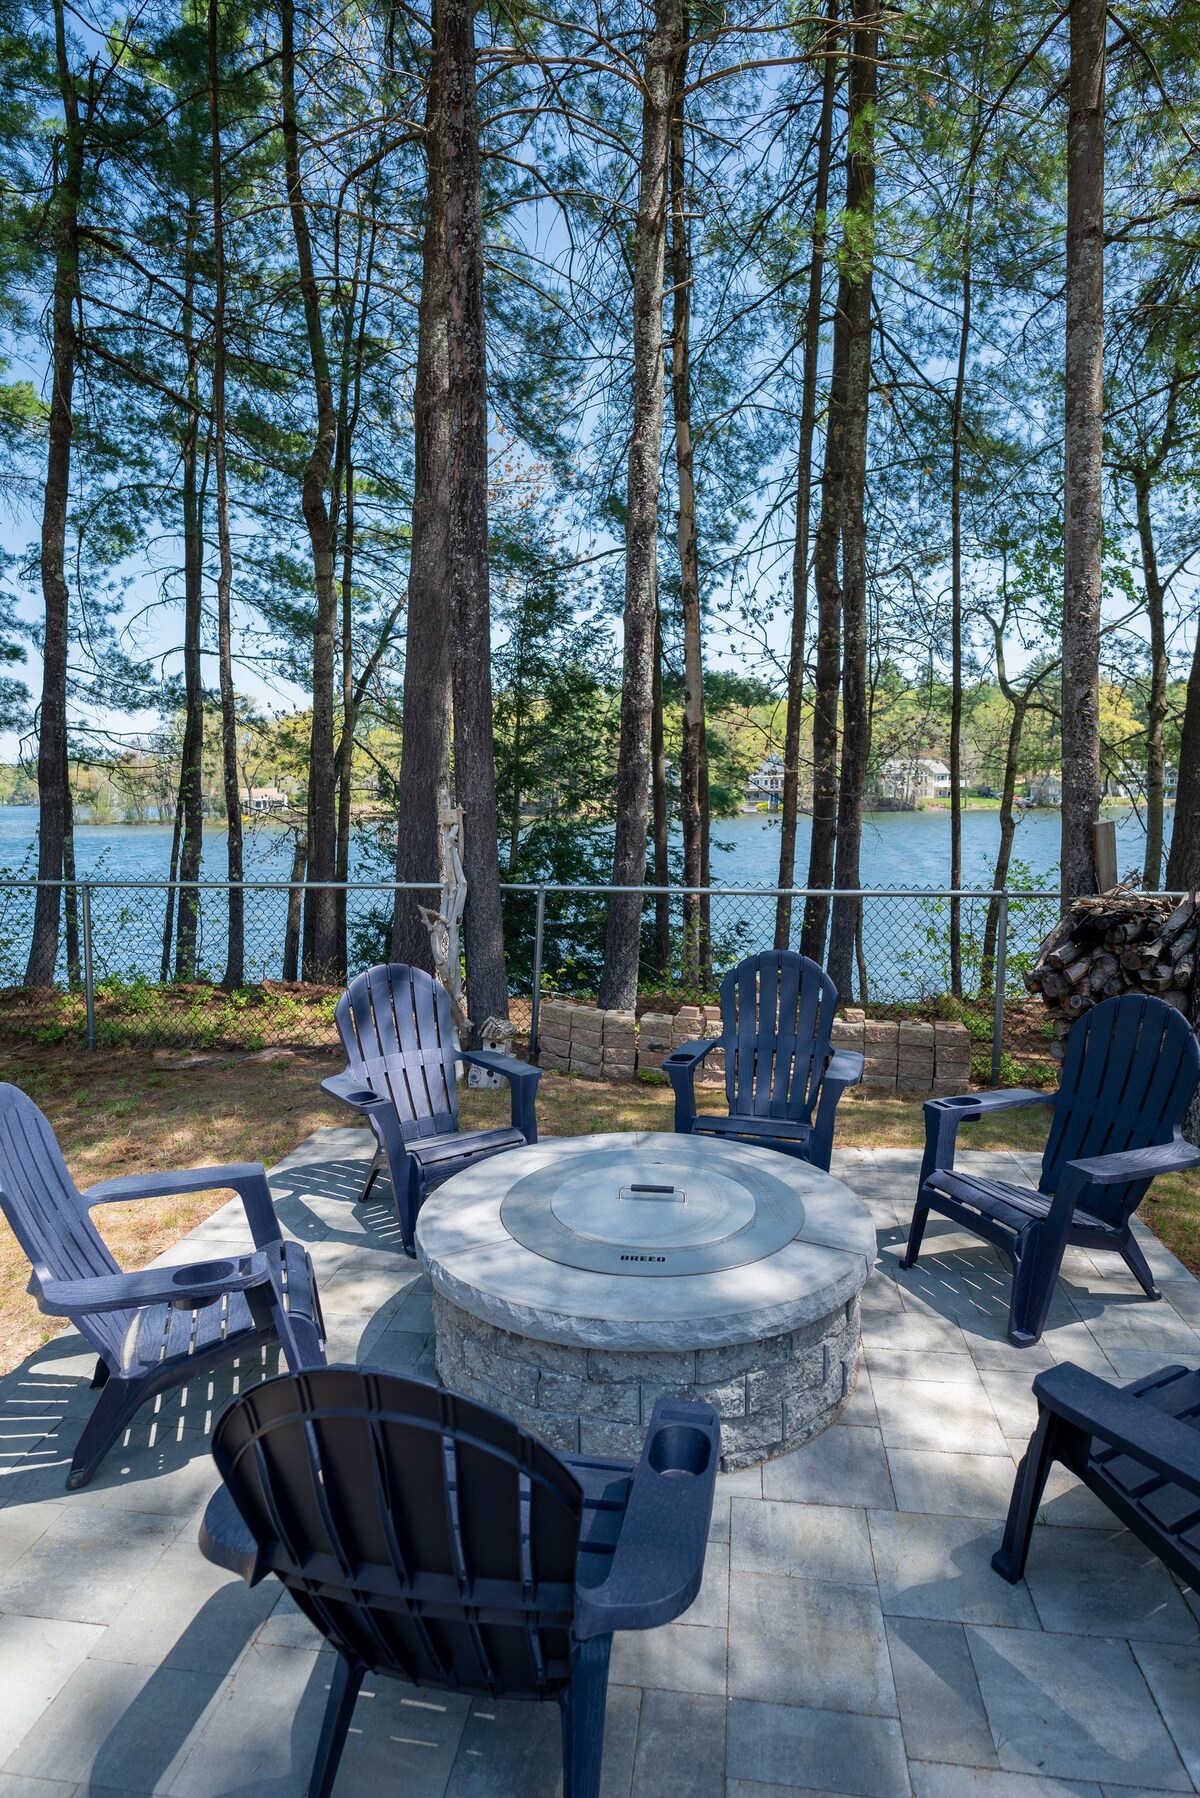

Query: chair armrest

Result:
[809,1049,865,1172]
[574,1398,719,1640]
[1032,1362,1200,1499]
[199,1484,267,1585]
[84,1163,281,1250]
[320,1069,388,1112]
[36,1252,272,1317]
[663,1039,716,1071]
[461,1051,542,1141]
[919,1089,1054,1190]
[1061,1139,1200,1189]
[664,1040,717,1135]
[825,1048,865,1089]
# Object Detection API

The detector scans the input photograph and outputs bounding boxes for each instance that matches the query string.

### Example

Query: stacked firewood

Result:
[1025,889,1198,1058]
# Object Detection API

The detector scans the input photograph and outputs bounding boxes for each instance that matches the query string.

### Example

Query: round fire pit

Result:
[415,1131,875,1469]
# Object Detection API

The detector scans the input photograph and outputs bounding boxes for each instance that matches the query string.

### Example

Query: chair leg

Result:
[560,1636,612,1798]
[67,1376,145,1490]
[898,1197,931,1271]
[394,1165,421,1259]
[992,1406,1062,1583]
[360,1147,384,1206]
[1120,1231,1162,1302]
[307,1653,365,1798]
[1008,1221,1066,1348]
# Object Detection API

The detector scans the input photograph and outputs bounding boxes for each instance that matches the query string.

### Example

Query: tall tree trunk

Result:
[826,0,878,1002]
[776,0,838,951]
[281,0,339,979]
[670,22,708,988]
[209,0,243,989]
[1166,627,1200,891]
[799,310,847,965]
[599,0,681,1011]
[392,0,455,972]
[333,204,378,958]
[176,213,204,981]
[160,787,182,981]
[62,757,79,988]
[445,0,508,1033]
[1060,0,1105,905]
[27,0,83,989]
[948,183,975,995]
[283,836,307,983]
[1133,474,1166,888]
[651,603,671,980]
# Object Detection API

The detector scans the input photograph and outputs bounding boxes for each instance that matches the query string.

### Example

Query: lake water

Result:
[0,801,1159,892]
[0,802,1160,998]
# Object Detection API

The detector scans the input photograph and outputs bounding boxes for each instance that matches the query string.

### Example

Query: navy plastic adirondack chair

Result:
[994,1360,1200,1590]
[900,993,1200,1346]
[322,964,541,1254]
[664,950,863,1171]
[0,1083,326,1489]
[200,1367,719,1798]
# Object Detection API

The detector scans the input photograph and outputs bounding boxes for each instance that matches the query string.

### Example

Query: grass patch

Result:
[0,1043,1195,1376]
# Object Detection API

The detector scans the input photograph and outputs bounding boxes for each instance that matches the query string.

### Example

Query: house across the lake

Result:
[878,755,954,806]
[245,785,292,814]
[745,754,786,808]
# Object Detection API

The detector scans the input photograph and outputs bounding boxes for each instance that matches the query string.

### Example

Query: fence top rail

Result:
[0,878,1168,901]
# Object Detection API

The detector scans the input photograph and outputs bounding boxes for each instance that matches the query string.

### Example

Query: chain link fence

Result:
[0,877,1064,1071]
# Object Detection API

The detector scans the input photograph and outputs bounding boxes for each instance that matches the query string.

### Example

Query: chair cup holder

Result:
[169,1259,237,1309]
[647,1422,713,1477]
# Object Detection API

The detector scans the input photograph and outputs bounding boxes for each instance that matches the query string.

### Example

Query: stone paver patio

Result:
[1,1124,1199,1797]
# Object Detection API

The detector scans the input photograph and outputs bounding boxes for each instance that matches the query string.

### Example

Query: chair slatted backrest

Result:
[720,951,838,1125]
[0,1084,131,1367]
[1041,994,1200,1227]
[212,1367,585,1698]
[336,965,459,1142]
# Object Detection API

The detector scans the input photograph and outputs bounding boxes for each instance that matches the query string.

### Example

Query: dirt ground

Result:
[0,1042,1195,1376]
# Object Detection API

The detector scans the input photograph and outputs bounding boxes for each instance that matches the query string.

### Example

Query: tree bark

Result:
[392,1,455,972]
[947,182,974,995]
[210,0,243,989]
[669,23,709,988]
[1166,628,1200,891]
[175,208,204,981]
[820,0,878,994]
[651,602,671,980]
[776,0,838,952]
[599,0,680,1011]
[1060,0,1106,905]
[799,306,847,965]
[445,0,508,1033]
[27,0,83,989]
[1133,475,1167,888]
[281,0,339,979]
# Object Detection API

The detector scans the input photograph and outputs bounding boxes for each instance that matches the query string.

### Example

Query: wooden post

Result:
[1093,819,1118,893]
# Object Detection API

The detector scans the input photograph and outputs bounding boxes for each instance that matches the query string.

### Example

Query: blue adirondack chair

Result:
[664,950,864,1171]
[200,1367,719,1798]
[900,993,1200,1346]
[0,1083,326,1489]
[993,1360,1200,1590]
[321,963,541,1254]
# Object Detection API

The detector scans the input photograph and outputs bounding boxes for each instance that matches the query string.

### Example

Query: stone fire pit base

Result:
[433,1288,862,1470]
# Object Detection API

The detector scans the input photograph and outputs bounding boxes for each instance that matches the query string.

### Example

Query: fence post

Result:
[82,884,96,1051]
[991,891,1008,1085]
[530,885,547,1057]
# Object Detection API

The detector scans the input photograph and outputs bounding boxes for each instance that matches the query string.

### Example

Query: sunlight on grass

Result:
[0,1044,1193,1376]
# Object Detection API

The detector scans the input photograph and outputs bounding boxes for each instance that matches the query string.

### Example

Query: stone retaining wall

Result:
[433,1289,863,1470]
[536,998,972,1097]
